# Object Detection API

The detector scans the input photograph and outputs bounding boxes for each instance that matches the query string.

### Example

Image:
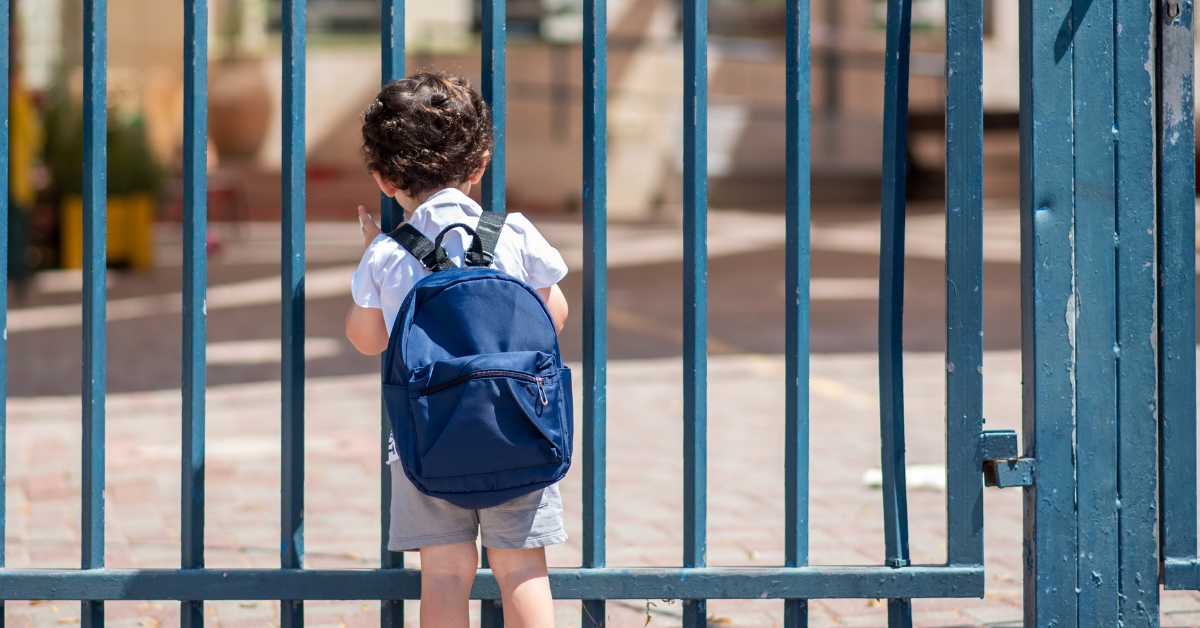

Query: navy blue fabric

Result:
[383,267,573,509]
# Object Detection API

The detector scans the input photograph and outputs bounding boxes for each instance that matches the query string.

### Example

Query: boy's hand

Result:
[358,205,385,250]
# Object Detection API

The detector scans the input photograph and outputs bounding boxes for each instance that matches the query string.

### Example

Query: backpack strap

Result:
[466,211,507,267]
[387,223,455,272]
[431,212,509,267]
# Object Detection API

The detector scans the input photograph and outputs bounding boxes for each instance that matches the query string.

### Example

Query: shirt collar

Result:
[408,187,482,222]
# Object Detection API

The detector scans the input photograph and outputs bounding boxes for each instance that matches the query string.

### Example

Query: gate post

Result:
[1019,0,1079,618]
[1020,0,1162,623]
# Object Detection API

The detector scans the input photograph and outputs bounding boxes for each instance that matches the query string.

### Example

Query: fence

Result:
[5,0,1199,626]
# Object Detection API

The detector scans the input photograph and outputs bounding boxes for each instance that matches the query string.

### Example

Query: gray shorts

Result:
[388,462,568,551]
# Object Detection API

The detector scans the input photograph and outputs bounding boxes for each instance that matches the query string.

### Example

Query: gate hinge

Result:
[979,430,1036,488]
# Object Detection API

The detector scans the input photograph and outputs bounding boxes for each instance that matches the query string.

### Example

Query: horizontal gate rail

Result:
[0,567,984,600]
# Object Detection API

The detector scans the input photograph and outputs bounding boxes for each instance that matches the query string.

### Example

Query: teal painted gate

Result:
[0,0,1196,626]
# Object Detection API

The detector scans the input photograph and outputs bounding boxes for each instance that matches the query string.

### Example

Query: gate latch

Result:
[1165,0,1182,20]
[980,430,1036,488]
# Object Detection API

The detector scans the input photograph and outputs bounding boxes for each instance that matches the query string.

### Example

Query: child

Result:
[346,72,568,628]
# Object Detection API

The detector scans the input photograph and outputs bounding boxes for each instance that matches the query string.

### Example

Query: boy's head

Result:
[361,72,494,199]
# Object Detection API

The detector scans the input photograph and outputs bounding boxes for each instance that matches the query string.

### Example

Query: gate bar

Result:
[479,2,505,623]
[682,0,709,625]
[1071,0,1120,621]
[181,0,209,627]
[1158,0,1199,592]
[0,2,9,626]
[581,0,609,626]
[878,0,913,623]
[1019,0,1080,620]
[943,0,984,569]
[82,0,109,626]
[481,0,506,216]
[783,0,811,624]
[379,1,405,626]
[0,566,985,600]
[281,0,306,626]
[1113,0,1160,618]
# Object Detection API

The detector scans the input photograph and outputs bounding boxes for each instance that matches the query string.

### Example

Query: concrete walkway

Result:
[7,350,1199,627]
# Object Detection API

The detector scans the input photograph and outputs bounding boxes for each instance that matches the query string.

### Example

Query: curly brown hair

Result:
[361,72,494,198]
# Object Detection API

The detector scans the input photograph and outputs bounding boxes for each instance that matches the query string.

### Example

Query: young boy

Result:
[346,72,569,628]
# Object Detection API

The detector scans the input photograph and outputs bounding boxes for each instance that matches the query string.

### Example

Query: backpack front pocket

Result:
[409,351,564,480]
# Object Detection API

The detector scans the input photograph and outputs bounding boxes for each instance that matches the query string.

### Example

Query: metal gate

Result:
[1,0,1197,626]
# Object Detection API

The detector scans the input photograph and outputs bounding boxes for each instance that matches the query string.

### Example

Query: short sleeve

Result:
[350,238,384,309]
[518,222,569,289]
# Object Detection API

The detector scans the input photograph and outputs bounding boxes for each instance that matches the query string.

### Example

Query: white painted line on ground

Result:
[206,337,342,365]
[8,265,358,334]
[810,277,878,300]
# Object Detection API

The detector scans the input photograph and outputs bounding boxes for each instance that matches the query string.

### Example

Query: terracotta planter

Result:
[209,57,272,162]
[61,195,157,270]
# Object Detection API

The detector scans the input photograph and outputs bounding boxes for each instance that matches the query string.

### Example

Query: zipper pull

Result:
[536,377,549,406]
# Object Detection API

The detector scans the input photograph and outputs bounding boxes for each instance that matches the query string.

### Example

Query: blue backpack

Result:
[382,212,573,510]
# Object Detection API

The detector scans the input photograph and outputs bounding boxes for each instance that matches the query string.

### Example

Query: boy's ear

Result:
[467,157,489,185]
[372,171,401,197]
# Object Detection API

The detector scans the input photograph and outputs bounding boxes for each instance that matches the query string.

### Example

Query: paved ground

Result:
[5,205,1200,626]
[7,203,1025,396]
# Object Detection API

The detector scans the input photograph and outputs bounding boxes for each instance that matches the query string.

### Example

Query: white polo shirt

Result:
[350,188,569,464]
[351,187,568,332]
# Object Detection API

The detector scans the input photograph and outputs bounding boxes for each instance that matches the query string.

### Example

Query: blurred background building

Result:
[10,0,1102,272]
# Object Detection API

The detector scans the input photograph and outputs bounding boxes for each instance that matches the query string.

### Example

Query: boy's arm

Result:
[346,304,390,355]
[536,284,569,335]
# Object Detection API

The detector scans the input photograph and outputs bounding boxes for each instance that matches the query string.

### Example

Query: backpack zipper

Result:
[420,369,549,406]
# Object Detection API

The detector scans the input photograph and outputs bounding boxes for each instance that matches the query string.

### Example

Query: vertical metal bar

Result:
[281,0,305,626]
[0,3,9,626]
[380,1,405,626]
[682,0,708,626]
[1019,0,1079,621]
[784,0,810,624]
[582,0,607,625]
[1159,0,1197,589]
[82,0,107,626]
[878,0,912,625]
[877,0,912,621]
[943,0,984,570]
[1070,0,1118,620]
[181,1,207,627]
[481,0,506,214]
[480,1,506,624]
[1113,0,1160,622]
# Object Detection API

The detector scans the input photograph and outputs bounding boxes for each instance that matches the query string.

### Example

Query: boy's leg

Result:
[419,542,479,628]
[487,547,554,628]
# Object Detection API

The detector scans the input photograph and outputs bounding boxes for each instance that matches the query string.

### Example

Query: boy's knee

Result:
[487,547,549,583]
[420,542,479,580]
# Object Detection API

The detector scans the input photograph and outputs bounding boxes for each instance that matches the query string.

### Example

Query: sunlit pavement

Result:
[7,204,1024,396]
[6,207,1200,626]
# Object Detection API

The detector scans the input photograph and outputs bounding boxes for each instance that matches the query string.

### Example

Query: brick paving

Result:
[7,349,1198,627]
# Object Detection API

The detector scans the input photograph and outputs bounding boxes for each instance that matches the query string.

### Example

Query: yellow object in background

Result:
[60,195,156,270]
[10,80,41,210]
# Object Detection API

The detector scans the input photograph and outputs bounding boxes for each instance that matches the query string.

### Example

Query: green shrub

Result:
[42,91,164,199]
